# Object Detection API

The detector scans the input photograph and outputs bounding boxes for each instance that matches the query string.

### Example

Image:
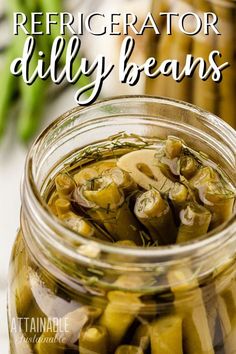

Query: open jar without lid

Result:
[8,96,236,354]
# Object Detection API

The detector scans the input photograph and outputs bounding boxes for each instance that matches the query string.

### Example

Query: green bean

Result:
[134,189,177,245]
[15,272,46,340]
[150,315,183,354]
[180,155,199,179]
[38,0,66,65]
[17,78,46,142]
[8,0,50,142]
[189,166,219,202]
[147,0,174,97]
[132,323,150,352]
[39,0,91,91]
[169,183,189,208]
[73,160,117,186]
[221,283,236,323]
[11,237,47,345]
[8,0,32,20]
[147,30,171,97]
[95,160,118,173]
[103,202,141,244]
[39,0,62,41]
[211,1,236,128]
[201,181,235,229]
[99,291,142,351]
[13,236,43,320]
[22,0,35,12]
[0,0,28,139]
[217,295,236,353]
[55,173,75,199]
[60,211,95,238]
[168,269,214,354]
[169,183,189,222]
[190,166,219,187]
[200,282,218,345]
[115,345,144,354]
[103,167,137,195]
[159,138,184,177]
[83,178,124,209]
[217,280,236,353]
[20,19,50,143]
[74,176,141,244]
[57,204,111,242]
[177,202,211,243]
[14,266,32,319]
[213,259,236,353]
[192,0,218,114]
[56,306,102,346]
[146,0,236,128]
[115,240,137,247]
[16,34,48,142]
[113,274,152,292]
[55,198,71,217]
[145,0,171,95]
[168,0,193,102]
[79,325,109,354]
[188,165,235,229]
[147,0,193,101]
[74,167,99,186]
[165,137,183,159]
[151,0,170,14]
[48,192,60,216]
[0,46,17,139]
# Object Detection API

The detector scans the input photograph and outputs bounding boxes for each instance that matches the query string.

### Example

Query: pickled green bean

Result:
[135,189,177,245]
[177,202,211,243]
[99,291,142,351]
[79,325,109,354]
[168,269,214,354]
[150,315,183,354]
[115,345,144,354]
[74,176,141,244]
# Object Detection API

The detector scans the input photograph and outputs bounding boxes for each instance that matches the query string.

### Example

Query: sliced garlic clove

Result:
[117,150,175,193]
[55,306,102,346]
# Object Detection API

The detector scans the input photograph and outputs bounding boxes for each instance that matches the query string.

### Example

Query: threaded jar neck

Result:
[21,96,236,291]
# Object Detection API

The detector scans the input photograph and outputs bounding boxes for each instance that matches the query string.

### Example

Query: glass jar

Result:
[8,96,236,354]
[146,0,236,128]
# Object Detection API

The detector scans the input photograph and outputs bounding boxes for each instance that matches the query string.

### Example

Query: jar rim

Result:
[23,95,236,266]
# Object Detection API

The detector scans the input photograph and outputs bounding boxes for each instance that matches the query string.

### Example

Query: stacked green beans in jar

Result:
[11,134,232,354]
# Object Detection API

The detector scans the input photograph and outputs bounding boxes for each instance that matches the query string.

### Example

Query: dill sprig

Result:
[139,230,152,246]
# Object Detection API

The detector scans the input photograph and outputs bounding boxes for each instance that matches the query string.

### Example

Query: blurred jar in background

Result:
[80,0,235,127]
[146,0,236,128]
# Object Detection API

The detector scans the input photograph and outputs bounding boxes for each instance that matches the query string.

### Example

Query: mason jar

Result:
[8,96,236,354]
[146,0,236,128]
